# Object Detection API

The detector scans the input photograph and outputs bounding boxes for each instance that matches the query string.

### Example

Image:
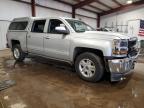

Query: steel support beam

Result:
[97,14,100,28]
[31,0,36,17]
[72,7,76,18]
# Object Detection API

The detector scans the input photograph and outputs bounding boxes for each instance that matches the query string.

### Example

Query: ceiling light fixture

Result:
[127,0,133,4]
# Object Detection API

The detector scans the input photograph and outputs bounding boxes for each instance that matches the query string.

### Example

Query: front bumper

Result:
[108,57,136,81]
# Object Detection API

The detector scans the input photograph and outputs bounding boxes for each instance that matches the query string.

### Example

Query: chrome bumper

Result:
[108,57,136,81]
[108,57,136,73]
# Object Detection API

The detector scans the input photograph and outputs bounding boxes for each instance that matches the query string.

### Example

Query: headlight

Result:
[112,39,128,56]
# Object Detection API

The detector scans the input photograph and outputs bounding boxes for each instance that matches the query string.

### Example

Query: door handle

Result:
[27,35,31,38]
[45,37,50,39]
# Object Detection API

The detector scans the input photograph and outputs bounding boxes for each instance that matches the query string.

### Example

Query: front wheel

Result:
[75,52,104,82]
[12,44,25,62]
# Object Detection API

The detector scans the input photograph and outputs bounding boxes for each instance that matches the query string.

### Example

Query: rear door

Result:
[27,20,46,55]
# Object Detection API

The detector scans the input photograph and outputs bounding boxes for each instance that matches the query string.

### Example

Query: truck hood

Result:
[73,31,135,40]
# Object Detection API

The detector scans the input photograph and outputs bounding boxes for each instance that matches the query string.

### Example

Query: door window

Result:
[31,20,46,33]
[48,19,67,34]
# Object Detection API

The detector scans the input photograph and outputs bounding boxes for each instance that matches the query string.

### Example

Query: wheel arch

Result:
[11,40,20,48]
[73,47,104,63]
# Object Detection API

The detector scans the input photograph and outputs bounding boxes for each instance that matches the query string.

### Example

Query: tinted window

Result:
[48,19,66,34]
[31,20,46,33]
[9,22,28,30]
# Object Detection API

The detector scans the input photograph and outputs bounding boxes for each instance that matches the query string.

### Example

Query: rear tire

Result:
[75,52,104,82]
[12,44,25,62]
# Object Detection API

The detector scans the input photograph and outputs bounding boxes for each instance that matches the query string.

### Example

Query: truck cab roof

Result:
[12,17,76,22]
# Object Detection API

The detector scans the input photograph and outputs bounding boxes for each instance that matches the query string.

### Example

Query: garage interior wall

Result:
[0,21,10,50]
[0,0,97,50]
[0,0,31,50]
[76,9,97,29]
[100,5,144,33]
[35,0,97,29]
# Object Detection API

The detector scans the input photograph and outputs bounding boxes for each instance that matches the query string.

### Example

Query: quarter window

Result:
[9,22,28,30]
[31,20,46,33]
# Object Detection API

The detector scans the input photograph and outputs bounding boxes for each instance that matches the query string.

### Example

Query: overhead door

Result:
[0,20,10,50]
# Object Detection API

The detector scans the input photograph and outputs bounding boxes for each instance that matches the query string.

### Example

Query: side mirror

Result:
[55,26,69,34]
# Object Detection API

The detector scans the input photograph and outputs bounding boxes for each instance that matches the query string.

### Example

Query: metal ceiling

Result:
[54,0,144,15]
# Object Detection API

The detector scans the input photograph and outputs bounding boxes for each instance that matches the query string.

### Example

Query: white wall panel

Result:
[0,21,10,50]
[36,0,72,13]
[0,0,31,21]
[0,0,31,50]
[100,5,144,28]
[36,6,71,18]
[76,15,97,29]
[76,9,97,18]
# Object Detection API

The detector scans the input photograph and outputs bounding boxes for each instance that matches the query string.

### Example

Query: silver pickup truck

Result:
[7,17,138,82]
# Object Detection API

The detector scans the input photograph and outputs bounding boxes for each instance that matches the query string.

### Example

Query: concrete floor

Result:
[0,50,144,108]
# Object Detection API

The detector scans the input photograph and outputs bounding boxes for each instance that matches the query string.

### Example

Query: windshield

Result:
[66,19,95,32]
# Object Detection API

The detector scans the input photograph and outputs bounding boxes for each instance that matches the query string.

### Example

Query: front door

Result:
[27,20,46,55]
[44,19,70,60]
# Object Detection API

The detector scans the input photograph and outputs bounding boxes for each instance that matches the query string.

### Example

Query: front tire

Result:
[75,52,104,82]
[12,44,25,62]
